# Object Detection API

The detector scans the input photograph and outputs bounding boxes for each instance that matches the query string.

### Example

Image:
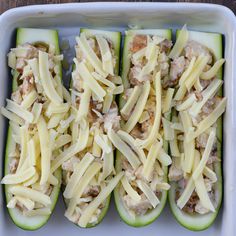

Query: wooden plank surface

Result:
[0,0,236,14]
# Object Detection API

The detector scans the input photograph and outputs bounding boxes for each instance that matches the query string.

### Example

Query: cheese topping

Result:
[169,26,226,215]
[2,40,68,217]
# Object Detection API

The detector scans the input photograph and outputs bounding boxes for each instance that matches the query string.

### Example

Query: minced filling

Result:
[117,33,173,216]
[1,42,67,216]
[168,27,226,215]
[62,32,124,227]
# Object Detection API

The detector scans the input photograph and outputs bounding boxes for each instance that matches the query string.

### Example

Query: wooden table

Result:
[1,0,236,14]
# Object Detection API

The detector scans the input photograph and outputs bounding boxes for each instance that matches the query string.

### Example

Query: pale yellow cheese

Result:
[63,152,95,199]
[169,25,189,59]
[137,180,160,208]
[176,93,196,111]
[142,140,162,181]
[65,162,102,217]
[1,107,24,125]
[92,72,115,89]
[200,58,225,80]
[189,98,226,140]
[123,81,150,132]
[75,60,106,101]
[51,121,89,172]
[135,72,162,148]
[75,83,91,122]
[120,85,142,118]
[189,79,223,117]
[95,35,114,75]
[192,130,216,180]
[78,172,123,227]
[21,90,38,109]
[121,176,141,201]
[38,51,62,105]
[162,117,174,141]
[162,88,175,113]
[37,116,51,185]
[108,129,141,169]
[1,167,35,184]
[76,34,107,77]
[9,185,51,206]
[31,102,43,124]
[117,130,146,164]
[6,99,34,123]
[177,177,195,209]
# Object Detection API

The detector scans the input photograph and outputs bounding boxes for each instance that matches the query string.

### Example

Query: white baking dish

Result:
[0,2,235,236]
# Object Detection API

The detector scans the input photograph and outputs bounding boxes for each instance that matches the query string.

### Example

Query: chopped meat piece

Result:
[182,191,199,213]
[194,91,203,101]
[200,78,212,89]
[129,66,152,86]
[123,193,152,215]
[195,200,210,214]
[130,35,147,53]
[16,58,26,73]
[22,43,39,59]
[169,56,186,82]
[103,103,120,132]
[130,125,143,139]
[73,74,83,92]
[158,52,170,77]
[159,39,173,53]
[11,90,22,104]
[196,133,209,149]
[9,158,19,174]
[21,76,34,96]
[83,185,100,198]
[168,164,183,182]
[184,40,213,64]
[134,166,144,180]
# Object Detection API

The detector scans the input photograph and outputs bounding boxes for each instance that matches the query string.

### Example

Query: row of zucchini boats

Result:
[1,25,226,231]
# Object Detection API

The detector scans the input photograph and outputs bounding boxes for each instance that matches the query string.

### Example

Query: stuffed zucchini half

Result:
[168,26,226,231]
[1,28,69,230]
[113,29,173,227]
[57,29,123,228]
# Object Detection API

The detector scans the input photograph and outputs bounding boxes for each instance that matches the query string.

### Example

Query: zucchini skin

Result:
[4,28,62,230]
[64,29,121,228]
[114,29,172,227]
[168,30,223,231]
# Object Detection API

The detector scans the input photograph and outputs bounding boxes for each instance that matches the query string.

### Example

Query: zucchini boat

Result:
[168,26,226,231]
[113,29,173,227]
[56,29,124,228]
[1,28,70,230]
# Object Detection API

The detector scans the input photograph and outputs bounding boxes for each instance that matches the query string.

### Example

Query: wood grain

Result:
[0,0,236,14]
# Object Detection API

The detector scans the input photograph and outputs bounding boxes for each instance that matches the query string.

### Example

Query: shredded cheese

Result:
[200,59,225,80]
[1,167,35,184]
[38,51,62,105]
[123,81,150,132]
[162,88,175,113]
[78,172,123,227]
[95,35,114,75]
[108,129,141,169]
[120,85,142,118]
[169,25,188,59]
[6,99,34,123]
[9,185,51,206]
[117,130,146,164]
[1,107,24,125]
[142,140,162,181]
[121,175,141,201]
[63,152,95,199]
[137,180,160,208]
[136,72,162,148]
[37,116,51,185]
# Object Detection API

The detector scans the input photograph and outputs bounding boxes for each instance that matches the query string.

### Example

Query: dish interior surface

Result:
[0,3,235,236]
